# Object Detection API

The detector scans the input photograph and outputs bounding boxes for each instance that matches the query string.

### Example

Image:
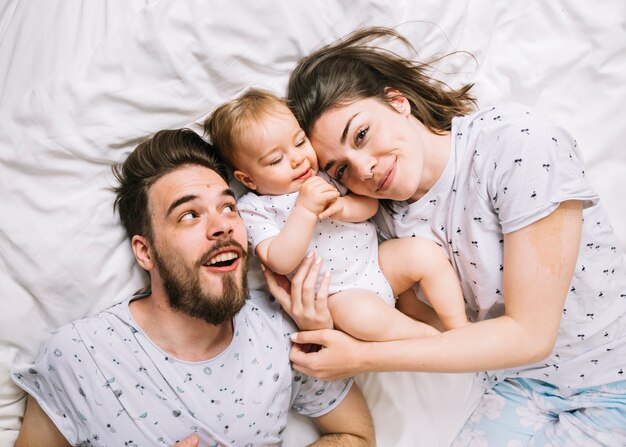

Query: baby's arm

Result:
[379,237,468,330]
[255,204,318,275]
[256,176,339,275]
[319,192,379,222]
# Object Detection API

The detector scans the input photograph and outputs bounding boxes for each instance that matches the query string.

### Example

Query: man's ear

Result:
[132,235,154,271]
[384,87,411,116]
[233,169,257,191]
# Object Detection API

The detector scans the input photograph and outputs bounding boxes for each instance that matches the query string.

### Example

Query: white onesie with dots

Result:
[238,174,395,306]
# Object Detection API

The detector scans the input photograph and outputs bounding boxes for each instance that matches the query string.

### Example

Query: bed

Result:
[1,1,624,445]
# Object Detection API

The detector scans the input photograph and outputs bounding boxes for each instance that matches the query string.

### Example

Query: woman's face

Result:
[308,94,429,202]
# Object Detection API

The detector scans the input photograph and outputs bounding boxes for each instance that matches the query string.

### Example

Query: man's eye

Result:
[269,156,283,166]
[180,211,196,222]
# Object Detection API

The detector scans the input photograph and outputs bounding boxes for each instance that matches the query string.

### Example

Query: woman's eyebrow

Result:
[340,113,359,144]
[323,112,360,172]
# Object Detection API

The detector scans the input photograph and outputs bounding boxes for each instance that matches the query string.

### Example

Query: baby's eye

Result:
[295,137,307,147]
[355,127,369,144]
[269,156,283,166]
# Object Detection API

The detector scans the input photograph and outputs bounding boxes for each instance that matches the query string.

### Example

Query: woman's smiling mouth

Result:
[377,158,397,192]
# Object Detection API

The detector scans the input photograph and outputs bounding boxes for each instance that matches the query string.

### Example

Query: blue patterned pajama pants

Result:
[452,378,626,447]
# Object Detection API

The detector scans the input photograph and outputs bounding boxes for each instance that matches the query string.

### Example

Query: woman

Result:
[284,27,626,445]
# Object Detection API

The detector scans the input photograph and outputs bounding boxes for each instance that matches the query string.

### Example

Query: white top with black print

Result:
[376,103,626,389]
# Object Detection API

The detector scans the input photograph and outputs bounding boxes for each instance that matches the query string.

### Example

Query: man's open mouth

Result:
[205,251,239,267]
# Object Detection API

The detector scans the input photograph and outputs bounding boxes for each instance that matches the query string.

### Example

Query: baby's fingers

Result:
[319,200,342,219]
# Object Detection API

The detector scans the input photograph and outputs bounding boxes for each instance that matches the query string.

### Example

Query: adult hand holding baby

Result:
[263,251,334,331]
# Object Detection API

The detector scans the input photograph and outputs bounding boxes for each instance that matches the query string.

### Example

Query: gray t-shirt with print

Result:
[12,294,352,446]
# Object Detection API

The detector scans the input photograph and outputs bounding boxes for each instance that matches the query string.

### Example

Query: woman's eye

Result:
[223,204,237,213]
[355,127,369,144]
[269,156,283,166]
[335,165,347,181]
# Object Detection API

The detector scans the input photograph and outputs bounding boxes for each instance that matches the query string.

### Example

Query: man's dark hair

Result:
[112,128,228,242]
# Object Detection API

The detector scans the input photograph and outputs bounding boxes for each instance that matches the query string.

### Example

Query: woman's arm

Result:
[289,201,582,379]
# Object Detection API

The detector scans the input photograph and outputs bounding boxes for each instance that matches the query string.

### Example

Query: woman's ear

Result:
[384,87,411,116]
[132,235,154,271]
[233,170,257,190]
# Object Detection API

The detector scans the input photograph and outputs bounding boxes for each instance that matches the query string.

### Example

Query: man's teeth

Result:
[207,252,238,266]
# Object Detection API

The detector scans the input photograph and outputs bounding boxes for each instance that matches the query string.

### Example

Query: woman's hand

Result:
[289,329,369,380]
[262,252,334,331]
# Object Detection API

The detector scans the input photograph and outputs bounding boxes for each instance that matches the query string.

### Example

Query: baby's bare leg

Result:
[396,288,444,331]
[379,237,468,330]
[327,289,439,341]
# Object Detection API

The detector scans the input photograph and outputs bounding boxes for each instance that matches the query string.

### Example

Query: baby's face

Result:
[234,104,319,195]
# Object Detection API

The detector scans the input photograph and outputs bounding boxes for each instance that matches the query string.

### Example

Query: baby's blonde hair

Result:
[203,88,286,169]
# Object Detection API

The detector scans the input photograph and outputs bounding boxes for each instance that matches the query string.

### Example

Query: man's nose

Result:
[207,215,234,239]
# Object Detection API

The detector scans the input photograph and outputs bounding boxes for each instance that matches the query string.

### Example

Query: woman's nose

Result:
[355,156,376,180]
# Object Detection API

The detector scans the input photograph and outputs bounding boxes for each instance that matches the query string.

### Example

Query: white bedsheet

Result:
[1,1,624,445]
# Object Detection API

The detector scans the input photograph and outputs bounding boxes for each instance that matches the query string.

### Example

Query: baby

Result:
[204,88,467,340]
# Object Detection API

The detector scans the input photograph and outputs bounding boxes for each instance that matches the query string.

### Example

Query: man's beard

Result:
[152,240,248,325]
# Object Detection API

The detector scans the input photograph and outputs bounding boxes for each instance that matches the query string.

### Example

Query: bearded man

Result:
[12,128,374,447]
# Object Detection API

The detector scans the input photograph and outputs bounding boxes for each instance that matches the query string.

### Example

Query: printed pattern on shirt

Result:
[12,296,352,446]
[375,103,626,389]
[237,179,394,305]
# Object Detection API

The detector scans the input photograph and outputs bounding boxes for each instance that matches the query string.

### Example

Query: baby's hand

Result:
[297,176,340,216]
[319,196,344,220]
